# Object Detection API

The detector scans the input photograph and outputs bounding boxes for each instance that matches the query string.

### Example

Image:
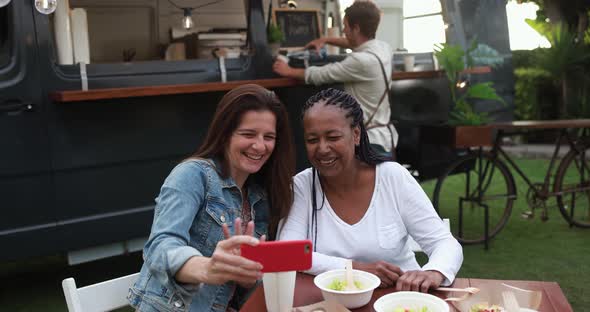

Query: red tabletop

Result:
[240,273,572,312]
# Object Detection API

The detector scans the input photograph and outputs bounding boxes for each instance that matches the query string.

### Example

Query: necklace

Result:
[240,188,252,232]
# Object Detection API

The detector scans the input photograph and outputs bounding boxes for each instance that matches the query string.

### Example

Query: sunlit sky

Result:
[338,0,550,51]
[505,1,550,49]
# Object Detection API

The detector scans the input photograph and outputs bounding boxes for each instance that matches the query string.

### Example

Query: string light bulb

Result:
[182,8,194,30]
[34,0,57,14]
[167,0,225,31]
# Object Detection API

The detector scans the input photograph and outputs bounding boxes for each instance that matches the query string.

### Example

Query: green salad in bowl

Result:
[313,269,381,309]
[373,291,449,312]
[327,278,364,291]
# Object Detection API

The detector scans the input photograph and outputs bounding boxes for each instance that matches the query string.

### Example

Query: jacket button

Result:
[173,300,183,308]
[220,215,226,223]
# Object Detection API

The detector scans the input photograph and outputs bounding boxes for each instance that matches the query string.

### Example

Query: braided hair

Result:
[302,88,390,250]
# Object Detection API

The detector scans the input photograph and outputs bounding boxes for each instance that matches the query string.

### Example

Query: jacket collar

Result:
[211,157,266,204]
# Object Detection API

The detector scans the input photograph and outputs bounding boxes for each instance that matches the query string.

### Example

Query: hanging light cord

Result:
[166,0,225,11]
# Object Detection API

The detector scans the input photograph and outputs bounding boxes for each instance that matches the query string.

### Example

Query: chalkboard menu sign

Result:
[273,9,321,48]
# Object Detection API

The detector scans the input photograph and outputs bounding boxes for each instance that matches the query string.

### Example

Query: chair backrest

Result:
[62,272,139,312]
[408,218,450,253]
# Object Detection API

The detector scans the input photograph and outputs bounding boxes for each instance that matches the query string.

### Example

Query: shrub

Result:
[514,67,552,120]
[512,49,544,68]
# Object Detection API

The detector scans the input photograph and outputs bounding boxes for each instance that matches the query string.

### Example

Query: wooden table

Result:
[240,273,572,312]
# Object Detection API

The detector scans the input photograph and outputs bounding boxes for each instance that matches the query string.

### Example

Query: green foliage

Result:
[514,67,552,120]
[523,20,590,118]
[512,49,542,68]
[434,42,505,126]
[464,82,506,102]
[420,158,590,311]
[533,23,590,79]
[525,18,552,39]
[267,23,284,44]
[566,73,590,118]
[434,43,464,85]
[448,102,490,126]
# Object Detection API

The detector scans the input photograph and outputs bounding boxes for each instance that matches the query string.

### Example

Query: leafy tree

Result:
[514,0,590,40]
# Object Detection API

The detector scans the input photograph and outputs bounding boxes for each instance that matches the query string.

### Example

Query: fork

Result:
[444,293,471,302]
[502,291,521,312]
[439,286,480,302]
[436,286,480,294]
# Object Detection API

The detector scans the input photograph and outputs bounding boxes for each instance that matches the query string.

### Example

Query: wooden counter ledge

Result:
[50,78,302,103]
[50,67,491,103]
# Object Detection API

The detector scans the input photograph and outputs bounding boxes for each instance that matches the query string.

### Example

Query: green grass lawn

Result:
[0,254,141,312]
[420,158,590,310]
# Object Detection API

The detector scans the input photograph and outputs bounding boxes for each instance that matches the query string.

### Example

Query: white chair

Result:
[408,218,451,253]
[62,272,139,312]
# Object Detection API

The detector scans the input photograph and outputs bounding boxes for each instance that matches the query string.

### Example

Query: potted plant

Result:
[434,41,505,126]
[427,41,505,147]
[268,23,284,56]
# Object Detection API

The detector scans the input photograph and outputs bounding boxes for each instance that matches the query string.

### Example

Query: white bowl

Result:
[373,291,450,312]
[313,269,380,309]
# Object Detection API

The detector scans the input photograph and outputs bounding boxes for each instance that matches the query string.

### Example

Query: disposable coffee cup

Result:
[403,55,415,72]
[262,271,296,312]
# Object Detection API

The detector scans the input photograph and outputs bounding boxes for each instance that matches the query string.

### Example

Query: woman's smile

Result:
[303,103,360,177]
[244,152,264,161]
[318,157,337,166]
[227,110,277,186]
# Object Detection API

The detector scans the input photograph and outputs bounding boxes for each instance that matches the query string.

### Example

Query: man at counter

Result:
[272,0,396,155]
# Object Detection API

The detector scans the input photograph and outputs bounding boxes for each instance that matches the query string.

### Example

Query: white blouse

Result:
[279,162,463,285]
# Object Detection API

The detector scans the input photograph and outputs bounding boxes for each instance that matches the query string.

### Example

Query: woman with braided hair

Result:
[279,88,463,293]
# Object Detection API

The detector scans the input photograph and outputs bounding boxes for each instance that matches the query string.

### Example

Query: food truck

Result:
[0,0,513,263]
[0,0,344,264]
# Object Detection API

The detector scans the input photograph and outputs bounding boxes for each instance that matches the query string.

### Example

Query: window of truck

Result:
[47,0,249,80]
[0,4,11,69]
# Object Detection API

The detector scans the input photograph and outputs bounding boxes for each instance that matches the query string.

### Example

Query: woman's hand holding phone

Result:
[218,218,266,288]
[180,218,264,287]
[207,218,266,288]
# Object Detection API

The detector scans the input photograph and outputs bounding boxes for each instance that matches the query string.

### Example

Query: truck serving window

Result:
[0,5,11,69]
[48,1,247,65]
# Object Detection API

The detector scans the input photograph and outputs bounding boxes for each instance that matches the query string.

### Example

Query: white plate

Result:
[373,291,450,312]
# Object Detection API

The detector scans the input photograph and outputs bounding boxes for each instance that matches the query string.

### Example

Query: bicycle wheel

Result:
[554,141,590,227]
[433,152,516,244]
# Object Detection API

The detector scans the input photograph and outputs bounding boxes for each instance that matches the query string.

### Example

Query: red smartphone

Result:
[241,240,312,273]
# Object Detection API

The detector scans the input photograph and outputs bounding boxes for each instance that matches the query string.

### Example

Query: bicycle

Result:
[431,120,590,248]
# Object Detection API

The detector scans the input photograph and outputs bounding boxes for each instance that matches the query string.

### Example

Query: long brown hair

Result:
[191,84,295,239]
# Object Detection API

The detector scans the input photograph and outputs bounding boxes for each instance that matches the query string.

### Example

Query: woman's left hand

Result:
[395,270,445,293]
[222,218,266,289]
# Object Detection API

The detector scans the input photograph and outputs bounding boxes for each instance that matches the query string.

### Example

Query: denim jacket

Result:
[128,159,269,312]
